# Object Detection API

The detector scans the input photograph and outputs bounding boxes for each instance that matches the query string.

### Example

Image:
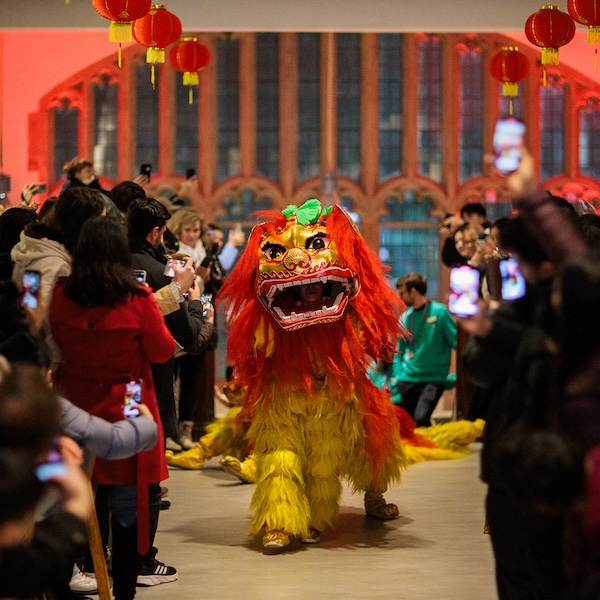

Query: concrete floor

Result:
[136,445,497,600]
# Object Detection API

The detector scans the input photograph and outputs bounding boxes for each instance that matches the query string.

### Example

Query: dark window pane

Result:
[256,33,280,180]
[540,81,564,180]
[579,97,600,179]
[175,76,199,176]
[459,43,484,182]
[93,75,118,180]
[217,37,241,182]
[418,35,443,182]
[53,100,79,181]
[378,33,403,180]
[135,65,159,170]
[379,193,440,297]
[337,34,361,180]
[298,33,321,181]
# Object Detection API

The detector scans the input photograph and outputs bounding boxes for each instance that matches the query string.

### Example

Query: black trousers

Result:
[394,381,445,427]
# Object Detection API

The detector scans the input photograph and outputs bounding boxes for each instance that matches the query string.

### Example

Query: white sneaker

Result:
[136,560,178,586]
[70,565,98,594]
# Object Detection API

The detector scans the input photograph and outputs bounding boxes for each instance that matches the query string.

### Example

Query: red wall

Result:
[0,30,133,203]
[0,29,597,205]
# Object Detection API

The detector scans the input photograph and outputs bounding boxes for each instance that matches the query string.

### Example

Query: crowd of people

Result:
[0,158,242,599]
[2,148,600,600]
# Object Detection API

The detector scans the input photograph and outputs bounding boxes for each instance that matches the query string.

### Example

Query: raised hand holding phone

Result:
[493,117,526,176]
[123,380,142,419]
[448,266,480,318]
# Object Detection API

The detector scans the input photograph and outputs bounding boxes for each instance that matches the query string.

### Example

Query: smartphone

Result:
[21,269,41,309]
[33,183,47,195]
[448,266,480,317]
[123,379,142,419]
[164,258,187,278]
[133,269,147,285]
[185,168,196,179]
[35,444,68,482]
[493,117,526,176]
[200,293,213,317]
[500,257,526,301]
[140,163,152,181]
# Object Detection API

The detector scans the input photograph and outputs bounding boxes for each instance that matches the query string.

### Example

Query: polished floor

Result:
[136,444,497,600]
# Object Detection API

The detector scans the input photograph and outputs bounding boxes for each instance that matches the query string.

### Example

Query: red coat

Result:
[50,283,175,552]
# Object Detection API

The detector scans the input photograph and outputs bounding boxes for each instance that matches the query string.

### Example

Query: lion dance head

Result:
[220,199,406,397]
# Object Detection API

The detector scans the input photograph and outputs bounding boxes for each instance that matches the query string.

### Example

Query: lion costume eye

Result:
[305,233,329,251]
[262,242,286,260]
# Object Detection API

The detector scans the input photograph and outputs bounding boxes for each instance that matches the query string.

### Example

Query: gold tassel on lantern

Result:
[183,72,199,105]
[108,23,134,68]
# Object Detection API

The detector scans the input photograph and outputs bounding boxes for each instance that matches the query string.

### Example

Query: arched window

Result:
[337,33,361,179]
[93,74,118,180]
[417,35,443,182]
[217,36,240,182]
[135,64,159,170]
[379,191,440,296]
[297,33,321,182]
[256,33,279,180]
[458,39,484,182]
[175,76,199,176]
[579,95,600,179]
[378,33,403,180]
[540,74,565,180]
[52,98,79,181]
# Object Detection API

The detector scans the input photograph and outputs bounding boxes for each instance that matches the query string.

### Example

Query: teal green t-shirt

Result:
[391,300,457,384]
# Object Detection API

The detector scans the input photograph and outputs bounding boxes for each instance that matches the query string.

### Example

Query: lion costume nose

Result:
[283,248,311,270]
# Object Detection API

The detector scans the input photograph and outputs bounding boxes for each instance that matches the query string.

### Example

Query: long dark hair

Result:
[64,217,144,307]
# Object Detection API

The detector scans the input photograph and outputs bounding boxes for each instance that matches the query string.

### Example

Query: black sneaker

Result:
[136,561,178,586]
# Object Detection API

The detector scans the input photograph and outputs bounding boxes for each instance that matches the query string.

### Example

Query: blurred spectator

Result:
[50,216,176,596]
[60,156,106,194]
[0,207,38,281]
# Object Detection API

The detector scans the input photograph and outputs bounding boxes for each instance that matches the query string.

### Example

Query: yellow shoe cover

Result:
[262,530,297,550]
[220,454,257,484]
[364,492,400,520]
[166,444,206,469]
[300,528,321,544]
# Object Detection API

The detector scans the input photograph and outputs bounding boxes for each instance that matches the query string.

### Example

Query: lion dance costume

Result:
[218,199,409,550]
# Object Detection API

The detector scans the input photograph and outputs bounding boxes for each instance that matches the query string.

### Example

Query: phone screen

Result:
[35,446,68,482]
[22,270,41,309]
[123,380,142,419]
[500,257,526,301]
[164,259,187,278]
[140,163,152,180]
[448,266,480,317]
[200,293,213,317]
[134,269,147,285]
[185,168,196,179]
[493,117,526,175]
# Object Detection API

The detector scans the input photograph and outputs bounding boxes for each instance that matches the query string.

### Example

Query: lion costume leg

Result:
[249,410,311,546]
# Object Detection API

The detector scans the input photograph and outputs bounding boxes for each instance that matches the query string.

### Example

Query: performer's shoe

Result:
[262,530,296,550]
[165,444,206,469]
[300,528,321,544]
[364,492,400,520]
[220,455,256,484]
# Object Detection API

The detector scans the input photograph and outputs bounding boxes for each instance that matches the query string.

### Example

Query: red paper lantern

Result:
[525,5,575,83]
[568,0,600,68]
[132,4,182,85]
[489,46,530,114]
[92,0,152,67]
[169,37,211,104]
